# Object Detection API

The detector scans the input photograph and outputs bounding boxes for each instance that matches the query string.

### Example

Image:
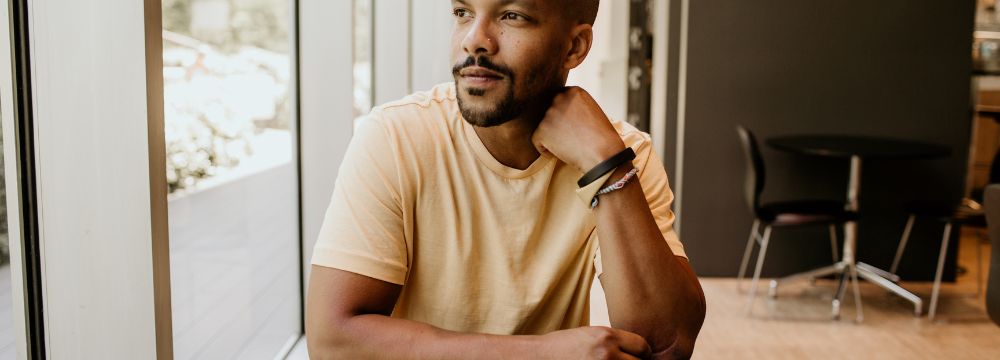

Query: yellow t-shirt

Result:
[311,82,685,335]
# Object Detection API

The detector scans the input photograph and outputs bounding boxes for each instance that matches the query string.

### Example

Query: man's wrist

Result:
[578,142,627,172]
[600,162,636,188]
[577,146,634,189]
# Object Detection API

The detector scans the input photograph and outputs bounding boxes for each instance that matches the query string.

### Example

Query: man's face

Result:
[451,0,570,127]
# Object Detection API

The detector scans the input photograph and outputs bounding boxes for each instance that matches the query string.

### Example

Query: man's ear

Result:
[564,24,594,70]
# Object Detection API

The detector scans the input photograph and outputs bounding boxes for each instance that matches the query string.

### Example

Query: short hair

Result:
[569,0,599,25]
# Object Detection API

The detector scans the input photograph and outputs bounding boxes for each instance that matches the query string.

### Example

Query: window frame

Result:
[1,0,45,357]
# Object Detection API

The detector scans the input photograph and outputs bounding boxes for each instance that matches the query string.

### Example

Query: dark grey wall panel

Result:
[679,0,975,279]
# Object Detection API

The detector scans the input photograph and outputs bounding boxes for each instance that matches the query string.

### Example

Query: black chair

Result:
[889,147,1000,320]
[736,126,858,315]
[985,184,1000,327]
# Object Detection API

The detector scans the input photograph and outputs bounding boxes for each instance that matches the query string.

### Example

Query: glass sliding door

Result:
[162,0,301,358]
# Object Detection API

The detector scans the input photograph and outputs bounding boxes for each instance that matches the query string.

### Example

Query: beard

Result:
[456,81,521,127]
[453,55,559,128]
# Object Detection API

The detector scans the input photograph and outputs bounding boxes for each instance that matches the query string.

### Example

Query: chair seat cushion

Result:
[758,200,857,226]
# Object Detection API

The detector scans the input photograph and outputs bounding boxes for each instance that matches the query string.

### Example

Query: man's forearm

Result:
[307,266,654,359]
[592,163,707,359]
[309,313,542,359]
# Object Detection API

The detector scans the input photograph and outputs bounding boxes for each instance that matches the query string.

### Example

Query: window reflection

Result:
[0,120,14,359]
[163,0,293,194]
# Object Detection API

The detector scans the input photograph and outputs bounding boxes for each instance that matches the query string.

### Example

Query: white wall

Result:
[566,0,629,123]
[650,0,672,160]
[28,0,161,357]
[410,1,455,91]
[374,0,413,104]
[299,0,356,285]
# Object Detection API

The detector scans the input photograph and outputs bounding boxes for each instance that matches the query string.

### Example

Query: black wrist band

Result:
[577,147,636,188]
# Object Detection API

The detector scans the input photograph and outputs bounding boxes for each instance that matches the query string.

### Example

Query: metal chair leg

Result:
[890,214,916,275]
[929,222,953,321]
[828,224,839,263]
[849,263,864,322]
[737,219,761,292]
[832,270,848,320]
[745,226,772,316]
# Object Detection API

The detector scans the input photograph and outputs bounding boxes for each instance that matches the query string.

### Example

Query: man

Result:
[306,0,706,358]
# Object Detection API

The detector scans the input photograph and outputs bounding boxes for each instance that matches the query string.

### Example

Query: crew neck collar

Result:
[459,115,555,179]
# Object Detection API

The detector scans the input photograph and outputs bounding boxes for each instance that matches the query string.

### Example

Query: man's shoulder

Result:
[356,83,459,157]
[370,82,458,126]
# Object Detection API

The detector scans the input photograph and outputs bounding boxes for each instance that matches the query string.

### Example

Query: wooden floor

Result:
[693,231,1000,360]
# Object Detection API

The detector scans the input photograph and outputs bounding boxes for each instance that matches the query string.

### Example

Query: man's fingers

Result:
[610,328,651,358]
[614,352,643,360]
[534,142,548,155]
[529,133,548,154]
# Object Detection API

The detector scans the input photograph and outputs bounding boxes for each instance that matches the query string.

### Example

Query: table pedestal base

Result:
[769,261,923,321]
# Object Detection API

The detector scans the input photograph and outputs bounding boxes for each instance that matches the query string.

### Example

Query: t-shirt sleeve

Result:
[310,115,409,285]
[594,139,687,278]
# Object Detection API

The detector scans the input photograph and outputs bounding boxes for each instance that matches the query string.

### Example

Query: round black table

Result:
[768,135,951,159]
[765,135,951,320]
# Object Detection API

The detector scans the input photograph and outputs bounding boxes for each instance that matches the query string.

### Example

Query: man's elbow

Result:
[667,314,705,360]
[656,281,707,359]
[652,335,697,360]
[673,282,707,359]
[305,325,348,360]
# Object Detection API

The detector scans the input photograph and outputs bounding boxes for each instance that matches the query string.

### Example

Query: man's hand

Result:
[538,326,652,360]
[532,87,626,172]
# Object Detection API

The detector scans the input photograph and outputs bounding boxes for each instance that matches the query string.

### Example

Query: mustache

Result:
[452,56,515,80]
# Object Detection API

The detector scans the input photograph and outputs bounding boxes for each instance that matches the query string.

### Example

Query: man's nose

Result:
[461,19,497,56]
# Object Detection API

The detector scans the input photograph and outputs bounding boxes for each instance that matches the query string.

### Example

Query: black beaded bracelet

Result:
[577,147,636,188]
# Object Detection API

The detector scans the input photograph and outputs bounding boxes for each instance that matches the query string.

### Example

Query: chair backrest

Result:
[736,126,765,215]
[985,184,1000,327]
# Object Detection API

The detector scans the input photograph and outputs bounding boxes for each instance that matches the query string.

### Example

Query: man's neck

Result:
[473,115,542,170]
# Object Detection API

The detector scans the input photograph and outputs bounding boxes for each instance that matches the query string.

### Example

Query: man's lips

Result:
[459,67,504,89]
[459,66,504,80]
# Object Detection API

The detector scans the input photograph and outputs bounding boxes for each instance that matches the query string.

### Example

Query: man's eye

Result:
[501,12,526,21]
[453,8,472,19]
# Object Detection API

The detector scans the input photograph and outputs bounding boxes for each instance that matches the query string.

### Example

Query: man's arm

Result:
[306,265,653,359]
[593,163,706,359]
[532,87,707,359]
